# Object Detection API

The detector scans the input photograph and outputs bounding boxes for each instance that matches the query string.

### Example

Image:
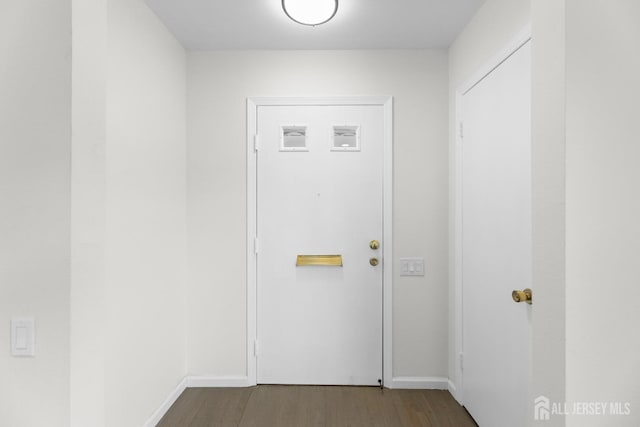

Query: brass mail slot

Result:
[296,255,343,267]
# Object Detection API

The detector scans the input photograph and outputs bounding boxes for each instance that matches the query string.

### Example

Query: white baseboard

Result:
[447,379,457,395]
[143,377,188,427]
[389,376,449,390]
[185,375,251,388]
[143,376,250,427]
[448,379,465,404]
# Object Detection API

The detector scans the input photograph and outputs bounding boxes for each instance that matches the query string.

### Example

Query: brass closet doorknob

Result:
[369,257,379,267]
[370,240,380,250]
[512,288,533,304]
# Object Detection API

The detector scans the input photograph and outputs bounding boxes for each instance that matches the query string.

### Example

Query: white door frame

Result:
[246,96,394,386]
[453,27,531,404]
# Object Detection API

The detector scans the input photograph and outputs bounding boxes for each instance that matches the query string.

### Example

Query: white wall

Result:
[71,0,188,425]
[564,1,640,425]
[0,1,71,426]
[448,0,532,89]
[71,0,107,424]
[187,50,449,380]
[447,0,532,396]
[531,1,567,425]
[531,1,640,426]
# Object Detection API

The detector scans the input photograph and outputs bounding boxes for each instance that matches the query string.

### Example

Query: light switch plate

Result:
[400,257,425,276]
[11,318,35,357]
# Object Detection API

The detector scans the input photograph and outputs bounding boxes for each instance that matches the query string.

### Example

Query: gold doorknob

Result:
[512,288,533,304]
[370,240,380,250]
[369,257,379,266]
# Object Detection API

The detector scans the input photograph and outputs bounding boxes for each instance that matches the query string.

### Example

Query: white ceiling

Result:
[145,0,486,50]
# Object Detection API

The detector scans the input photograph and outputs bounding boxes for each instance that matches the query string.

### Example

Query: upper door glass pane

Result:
[281,125,308,151]
[332,125,360,151]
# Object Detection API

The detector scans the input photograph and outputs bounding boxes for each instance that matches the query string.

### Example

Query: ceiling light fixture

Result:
[282,0,338,26]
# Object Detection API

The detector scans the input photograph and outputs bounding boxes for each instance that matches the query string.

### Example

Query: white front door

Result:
[460,40,532,426]
[256,104,384,385]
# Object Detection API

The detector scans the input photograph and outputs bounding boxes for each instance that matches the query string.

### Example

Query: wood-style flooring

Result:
[157,385,478,427]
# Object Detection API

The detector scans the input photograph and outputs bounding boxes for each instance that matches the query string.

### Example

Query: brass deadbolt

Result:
[512,288,533,305]
[369,240,380,250]
[369,257,379,267]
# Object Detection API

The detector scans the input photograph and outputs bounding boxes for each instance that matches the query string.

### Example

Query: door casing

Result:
[453,26,532,405]
[246,97,393,386]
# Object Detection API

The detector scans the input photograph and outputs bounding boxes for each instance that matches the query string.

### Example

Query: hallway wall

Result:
[71,0,188,425]
[531,1,567,425]
[0,1,71,426]
[186,50,450,381]
[104,1,187,425]
[531,2,640,426]
[563,1,640,425]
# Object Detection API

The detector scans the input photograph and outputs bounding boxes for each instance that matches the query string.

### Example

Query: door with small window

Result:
[256,104,384,385]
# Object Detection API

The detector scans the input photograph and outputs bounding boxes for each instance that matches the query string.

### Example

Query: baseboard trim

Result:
[389,376,449,390]
[448,379,465,404]
[144,376,250,426]
[143,377,188,427]
[185,375,251,388]
[447,379,457,395]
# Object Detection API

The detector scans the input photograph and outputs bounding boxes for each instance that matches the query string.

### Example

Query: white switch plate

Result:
[11,318,35,357]
[400,257,425,276]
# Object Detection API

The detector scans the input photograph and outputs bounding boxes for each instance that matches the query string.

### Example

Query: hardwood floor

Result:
[157,386,478,427]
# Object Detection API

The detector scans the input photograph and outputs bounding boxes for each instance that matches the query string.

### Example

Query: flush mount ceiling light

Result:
[282,0,339,26]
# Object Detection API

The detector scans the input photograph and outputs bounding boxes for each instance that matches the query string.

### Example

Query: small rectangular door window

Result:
[281,125,308,151]
[332,125,360,151]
